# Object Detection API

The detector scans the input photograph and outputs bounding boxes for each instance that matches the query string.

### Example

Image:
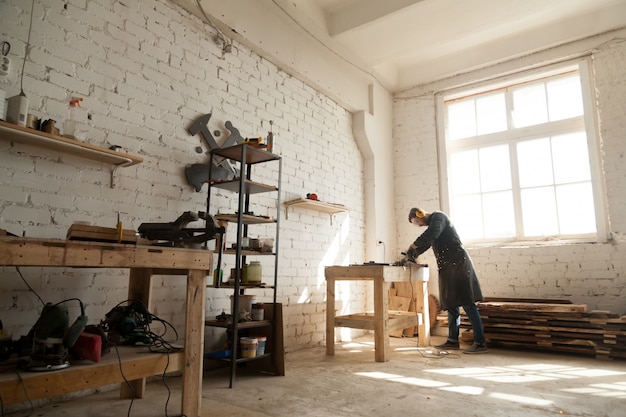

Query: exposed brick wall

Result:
[0,0,365,352]
[394,39,626,315]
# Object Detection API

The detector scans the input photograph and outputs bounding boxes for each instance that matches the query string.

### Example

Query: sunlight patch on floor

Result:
[489,392,553,406]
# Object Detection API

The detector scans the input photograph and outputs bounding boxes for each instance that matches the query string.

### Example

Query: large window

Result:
[439,61,606,243]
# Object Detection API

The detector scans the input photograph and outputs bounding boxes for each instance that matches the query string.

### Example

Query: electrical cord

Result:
[106,301,183,417]
[113,344,136,417]
[195,0,233,57]
[405,264,458,360]
[15,267,44,306]
[19,0,35,96]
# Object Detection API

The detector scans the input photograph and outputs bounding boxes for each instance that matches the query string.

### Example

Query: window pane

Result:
[513,83,548,128]
[482,191,515,238]
[448,100,476,140]
[444,67,598,242]
[556,183,596,234]
[449,150,481,194]
[476,93,507,135]
[521,187,559,236]
[517,138,553,188]
[547,75,584,121]
[479,145,511,192]
[450,194,483,240]
[552,132,591,183]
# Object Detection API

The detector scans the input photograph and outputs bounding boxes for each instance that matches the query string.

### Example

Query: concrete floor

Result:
[6,336,626,417]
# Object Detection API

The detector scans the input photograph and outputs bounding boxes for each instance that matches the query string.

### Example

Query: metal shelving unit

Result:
[205,144,282,387]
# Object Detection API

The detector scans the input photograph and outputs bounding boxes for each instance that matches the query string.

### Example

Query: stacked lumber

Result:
[460,298,626,360]
[67,223,138,244]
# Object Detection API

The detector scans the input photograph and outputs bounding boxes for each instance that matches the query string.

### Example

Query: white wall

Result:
[0,0,366,352]
[394,33,626,314]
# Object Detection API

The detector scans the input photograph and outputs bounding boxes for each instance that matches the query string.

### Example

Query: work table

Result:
[325,264,430,362]
[0,236,211,417]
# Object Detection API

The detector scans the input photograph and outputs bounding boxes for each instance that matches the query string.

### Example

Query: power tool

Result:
[24,300,87,371]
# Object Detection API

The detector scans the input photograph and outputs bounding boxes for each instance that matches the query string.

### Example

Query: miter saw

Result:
[24,300,87,371]
[138,211,224,247]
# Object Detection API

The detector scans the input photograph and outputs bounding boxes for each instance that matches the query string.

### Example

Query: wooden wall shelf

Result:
[284,198,349,225]
[0,120,143,187]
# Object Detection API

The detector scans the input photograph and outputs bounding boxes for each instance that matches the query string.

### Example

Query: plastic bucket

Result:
[231,294,257,315]
[240,337,258,358]
[256,336,267,356]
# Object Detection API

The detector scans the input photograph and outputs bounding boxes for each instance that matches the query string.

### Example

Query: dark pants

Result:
[447,303,486,345]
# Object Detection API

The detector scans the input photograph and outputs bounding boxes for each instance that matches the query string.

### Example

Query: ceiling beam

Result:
[327,0,425,36]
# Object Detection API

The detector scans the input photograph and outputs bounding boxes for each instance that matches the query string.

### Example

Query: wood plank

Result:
[0,237,212,269]
[460,299,626,360]
[389,294,411,337]
[67,224,137,243]
[478,301,587,313]
[0,348,183,406]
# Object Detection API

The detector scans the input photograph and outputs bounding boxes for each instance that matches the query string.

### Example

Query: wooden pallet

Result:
[459,298,626,360]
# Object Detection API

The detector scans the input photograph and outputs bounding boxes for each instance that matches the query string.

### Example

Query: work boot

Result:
[435,340,459,350]
[463,342,488,354]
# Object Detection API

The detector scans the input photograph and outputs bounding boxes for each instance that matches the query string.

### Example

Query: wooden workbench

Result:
[0,237,211,417]
[325,264,430,362]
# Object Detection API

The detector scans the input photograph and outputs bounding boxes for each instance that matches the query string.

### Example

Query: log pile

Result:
[459,298,626,360]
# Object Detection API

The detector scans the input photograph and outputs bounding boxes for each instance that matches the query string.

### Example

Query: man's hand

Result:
[406,247,418,260]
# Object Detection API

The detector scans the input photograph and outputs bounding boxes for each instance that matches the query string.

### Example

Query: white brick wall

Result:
[394,39,626,315]
[0,0,365,352]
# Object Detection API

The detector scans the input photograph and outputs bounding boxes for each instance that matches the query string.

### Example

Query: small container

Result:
[240,337,258,358]
[213,268,223,286]
[231,294,257,315]
[259,238,274,253]
[252,303,264,321]
[246,261,262,284]
[256,336,267,356]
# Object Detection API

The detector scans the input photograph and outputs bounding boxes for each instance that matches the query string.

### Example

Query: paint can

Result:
[240,337,258,358]
[256,336,267,356]
[252,303,264,321]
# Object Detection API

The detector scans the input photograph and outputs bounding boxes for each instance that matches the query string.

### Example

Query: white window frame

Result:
[436,58,609,245]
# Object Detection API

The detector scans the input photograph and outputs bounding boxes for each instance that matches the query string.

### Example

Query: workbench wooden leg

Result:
[326,278,335,356]
[121,268,154,399]
[373,279,390,362]
[181,269,206,417]
[416,281,431,347]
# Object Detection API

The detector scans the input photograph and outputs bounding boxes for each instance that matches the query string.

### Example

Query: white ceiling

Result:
[286,0,626,92]
[176,0,626,93]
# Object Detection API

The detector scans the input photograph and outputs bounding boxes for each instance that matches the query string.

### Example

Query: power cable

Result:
[18,0,35,97]
[15,267,44,306]
[195,0,232,57]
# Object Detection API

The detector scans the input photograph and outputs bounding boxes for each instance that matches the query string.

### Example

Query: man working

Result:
[406,207,488,354]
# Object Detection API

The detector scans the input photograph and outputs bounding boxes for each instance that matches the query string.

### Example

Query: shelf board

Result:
[221,249,275,256]
[0,120,143,167]
[0,346,183,406]
[215,213,276,224]
[212,143,280,164]
[211,178,278,194]
[284,198,349,224]
[205,319,272,329]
